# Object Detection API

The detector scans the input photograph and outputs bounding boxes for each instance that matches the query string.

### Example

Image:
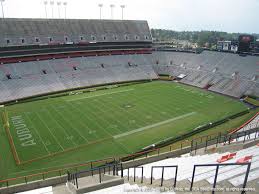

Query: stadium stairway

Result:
[118,140,259,194]
[15,136,259,194]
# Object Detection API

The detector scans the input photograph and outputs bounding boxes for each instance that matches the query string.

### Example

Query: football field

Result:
[0,81,247,175]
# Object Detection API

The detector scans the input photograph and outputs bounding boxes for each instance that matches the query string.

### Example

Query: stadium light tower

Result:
[98,4,103,19]
[110,4,115,19]
[63,2,67,19]
[0,0,5,19]
[120,5,125,20]
[50,1,55,19]
[57,1,61,19]
[44,1,48,18]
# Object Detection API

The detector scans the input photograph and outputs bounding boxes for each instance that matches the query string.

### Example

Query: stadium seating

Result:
[152,51,259,98]
[119,145,259,186]
[0,17,257,102]
[0,54,158,103]
[1,16,258,194]
[0,18,151,47]
[236,155,253,164]
[235,114,259,133]
[216,153,236,163]
[0,50,258,102]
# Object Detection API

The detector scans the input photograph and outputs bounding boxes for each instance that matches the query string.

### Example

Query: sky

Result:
[1,0,259,33]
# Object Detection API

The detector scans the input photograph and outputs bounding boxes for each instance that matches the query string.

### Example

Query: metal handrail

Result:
[68,162,120,189]
[190,162,251,194]
[151,165,178,187]
[0,125,258,188]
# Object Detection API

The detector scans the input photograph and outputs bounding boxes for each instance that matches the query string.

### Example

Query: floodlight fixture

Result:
[57,1,61,18]
[98,3,103,19]
[44,1,48,18]
[110,4,115,19]
[0,0,5,19]
[50,1,55,18]
[120,5,125,20]
[63,2,67,19]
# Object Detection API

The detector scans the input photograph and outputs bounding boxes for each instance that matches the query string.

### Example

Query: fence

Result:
[0,127,258,189]
[190,127,259,155]
[151,165,178,187]
[0,157,116,188]
[67,160,252,194]
[190,163,251,194]
[125,166,144,183]
[68,163,120,189]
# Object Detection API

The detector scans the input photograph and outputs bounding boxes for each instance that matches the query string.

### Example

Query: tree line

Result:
[151,29,258,47]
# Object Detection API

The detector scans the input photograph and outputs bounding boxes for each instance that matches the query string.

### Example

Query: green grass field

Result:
[0,81,248,181]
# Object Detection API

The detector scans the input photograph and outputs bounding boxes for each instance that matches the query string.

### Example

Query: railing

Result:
[67,162,254,194]
[151,165,178,187]
[0,126,258,189]
[190,128,259,155]
[190,163,251,194]
[0,157,115,188]
[229,112,259,134]
[124,166,144,183]
[68,162,120,189]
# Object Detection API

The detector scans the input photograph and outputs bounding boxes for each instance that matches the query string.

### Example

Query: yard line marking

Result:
[64,101,98,139]
[113,140,131,154]
[60,104,90,142]
[35,112,65,151]
[45,107,77,147]
[47,105,78,146]
[68,101,111,138]
[104,97,145,128]
[67,102,99,134]
[113,112,197,139]
[66,89,134,102]
[93,99,128,134]
[24,113,51,155]
[50,105,88,143]
[98,89,153,128]
[125,90,172,124]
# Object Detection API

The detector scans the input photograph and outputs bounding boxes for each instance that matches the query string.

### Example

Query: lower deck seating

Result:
[152,51,259,98]
[0,54,158,103]
[0,50,258,103]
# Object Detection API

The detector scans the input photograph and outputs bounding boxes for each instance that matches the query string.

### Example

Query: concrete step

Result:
[126,175,259,194]
[246,178,259,194]
[126,177,177,192]
[53,183,71,194]
[175,179,211,194]
[175,179,191,190]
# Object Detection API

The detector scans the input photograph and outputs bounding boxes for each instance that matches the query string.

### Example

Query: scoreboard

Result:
[238,35,255,53]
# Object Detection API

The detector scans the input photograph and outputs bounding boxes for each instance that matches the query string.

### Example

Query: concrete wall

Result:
[0,176,67,194]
